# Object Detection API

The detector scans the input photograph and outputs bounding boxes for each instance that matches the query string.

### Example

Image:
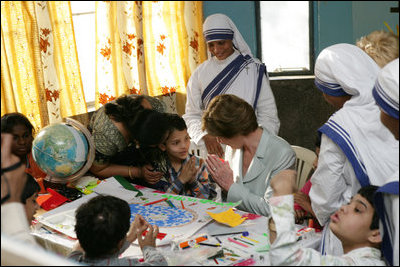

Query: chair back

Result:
[189,141,208,159]
[291,145,317,189]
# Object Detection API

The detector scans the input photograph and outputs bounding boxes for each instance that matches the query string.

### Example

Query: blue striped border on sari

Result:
[319,120,370,187]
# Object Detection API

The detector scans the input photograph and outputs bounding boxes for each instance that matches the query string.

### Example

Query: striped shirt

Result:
[157,155,217,200]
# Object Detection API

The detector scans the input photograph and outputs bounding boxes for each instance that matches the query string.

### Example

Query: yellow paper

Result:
[206,208,247,227]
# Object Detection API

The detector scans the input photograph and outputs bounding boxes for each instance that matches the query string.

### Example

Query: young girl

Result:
[1,113,47,191]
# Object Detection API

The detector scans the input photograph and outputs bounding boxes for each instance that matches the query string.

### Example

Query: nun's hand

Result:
[203,135,224,158]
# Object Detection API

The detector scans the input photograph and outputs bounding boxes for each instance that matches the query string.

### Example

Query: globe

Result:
[32,118,95,183]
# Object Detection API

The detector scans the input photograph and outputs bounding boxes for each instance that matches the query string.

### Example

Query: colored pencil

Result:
[166,199,176,208]
[211,231,245,237]
[143,198,168,206]
[215,237,222,244]
[241,235,259,243]
[227,237,249,248]
[198,242,220,247]
[181,200,185,209]
[234,237,253,246]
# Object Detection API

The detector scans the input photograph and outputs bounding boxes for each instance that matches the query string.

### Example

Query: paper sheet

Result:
[207,208,247,227]
[92,177,138,202]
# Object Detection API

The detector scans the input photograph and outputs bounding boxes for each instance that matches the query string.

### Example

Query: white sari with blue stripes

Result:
[183,50,280,145]
[309,44,399,257]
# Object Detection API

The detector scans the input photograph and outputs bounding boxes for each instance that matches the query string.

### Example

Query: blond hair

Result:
[202,94,258,138]
[356,30,399,68]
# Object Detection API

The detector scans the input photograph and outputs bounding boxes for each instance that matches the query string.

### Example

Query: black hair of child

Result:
[74,195,131,259]
[1,112,34,134]
[357,185,380,230]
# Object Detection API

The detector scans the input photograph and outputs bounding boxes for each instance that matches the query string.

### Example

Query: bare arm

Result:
[89,162,140,179]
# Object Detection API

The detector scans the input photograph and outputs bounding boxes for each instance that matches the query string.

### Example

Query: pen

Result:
[215,237,222,244]
[211,231,245,237]
[198,242,220,247]
[143,198,168,206]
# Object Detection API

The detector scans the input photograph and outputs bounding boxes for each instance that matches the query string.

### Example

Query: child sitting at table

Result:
[68,195,167,266]
[1,113,46,193]
[154,113,217,199]
[268,184,385,265]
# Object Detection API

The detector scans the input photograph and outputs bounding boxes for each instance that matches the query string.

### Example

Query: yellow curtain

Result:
[95,1,206,115]
[1,1,87,131]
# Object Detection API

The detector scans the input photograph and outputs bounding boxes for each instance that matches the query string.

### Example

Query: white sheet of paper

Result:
[92,177,137,202]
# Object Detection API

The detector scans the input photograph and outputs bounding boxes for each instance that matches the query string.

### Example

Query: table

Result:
[32,176,321,265]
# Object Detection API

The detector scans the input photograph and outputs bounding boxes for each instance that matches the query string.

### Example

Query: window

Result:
[257,1,313,76]
[70,2,95,110]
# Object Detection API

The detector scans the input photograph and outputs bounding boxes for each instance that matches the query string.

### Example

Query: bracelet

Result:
[128,166,133,179]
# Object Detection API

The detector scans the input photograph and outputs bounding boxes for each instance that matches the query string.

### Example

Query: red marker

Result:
[143,198,168,206]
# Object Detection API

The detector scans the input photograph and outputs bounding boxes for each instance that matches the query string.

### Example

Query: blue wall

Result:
[203,1,399,60]
[202,1,258,57]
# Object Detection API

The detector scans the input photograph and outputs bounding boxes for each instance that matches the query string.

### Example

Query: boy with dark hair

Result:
[268,183,385,265]
[155,113,217,199]
[68,195,167,266]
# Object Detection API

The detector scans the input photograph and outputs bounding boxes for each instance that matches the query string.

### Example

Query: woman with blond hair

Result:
[356,30,399,68]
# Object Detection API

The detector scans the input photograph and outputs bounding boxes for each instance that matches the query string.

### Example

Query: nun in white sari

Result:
[183,13,280,157]
[372,58,399,266]
[309,44,399,256]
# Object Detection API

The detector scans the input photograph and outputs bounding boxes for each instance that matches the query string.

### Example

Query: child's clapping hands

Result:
[178,156,202,184]
[126,214,159,250]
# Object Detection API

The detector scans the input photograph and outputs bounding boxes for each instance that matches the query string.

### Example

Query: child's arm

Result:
[137,225,168,265]
[187,164,217,199]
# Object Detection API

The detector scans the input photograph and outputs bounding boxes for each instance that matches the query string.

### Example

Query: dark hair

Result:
[105,95,146,135]
[133,109,170,147]
[202,94,258,138]
[74,195,131,259]
[167,113,187,133]
[1,112,34,135]
[21,174,40,204]
[357,185,379,230]
[131,110,171,172]
[315,132,322,148]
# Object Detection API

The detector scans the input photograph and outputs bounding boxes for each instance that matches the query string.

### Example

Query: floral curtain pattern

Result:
[95,1,206,115]
[1,1,87,131]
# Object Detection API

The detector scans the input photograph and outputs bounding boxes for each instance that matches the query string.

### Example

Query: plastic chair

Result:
[291,145,317,190]
[189,141,208,159]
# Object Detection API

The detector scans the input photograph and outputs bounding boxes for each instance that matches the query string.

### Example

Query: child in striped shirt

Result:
[155,113,217,200]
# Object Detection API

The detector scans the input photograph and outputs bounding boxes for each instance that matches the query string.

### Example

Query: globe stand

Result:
[37,118,95,202]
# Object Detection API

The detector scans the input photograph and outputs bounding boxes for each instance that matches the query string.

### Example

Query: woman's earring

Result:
[135,141,140,149]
